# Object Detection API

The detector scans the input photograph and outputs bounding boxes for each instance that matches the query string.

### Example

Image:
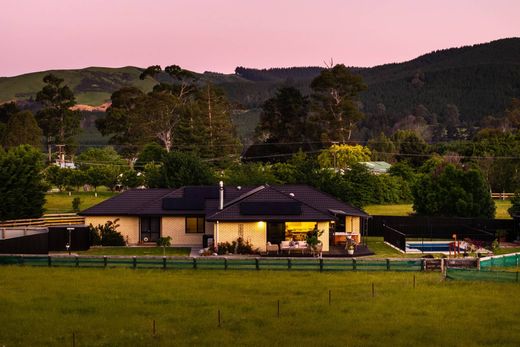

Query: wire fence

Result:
[446,267,520,283]
[0,255,425,272]
[480,252,520,269]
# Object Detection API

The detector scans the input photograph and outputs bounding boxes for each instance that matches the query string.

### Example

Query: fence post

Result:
[48,255,52,267]
[132,256,137,269]
[19,255,24,266]
[421,259,425,271]
[224,257,228,270]
[162,257,166,270]
[386,258,390,271]
[255,257,259,270]
[319,258,324,272]
[353,258,357,271]
[193,257,197,269]
[75,256,79,267]
[103,256,107,268]
[288,258,292,270]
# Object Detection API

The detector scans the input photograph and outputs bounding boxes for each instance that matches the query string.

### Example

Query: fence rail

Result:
[491,192,514,200]
[0,214,85,228]
[0,255,426,272]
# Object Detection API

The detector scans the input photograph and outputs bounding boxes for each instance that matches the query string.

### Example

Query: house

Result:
[79,184,369,253]
[359,161,391,174]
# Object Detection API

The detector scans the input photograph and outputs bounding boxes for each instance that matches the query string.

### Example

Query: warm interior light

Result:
[258,221,265,228]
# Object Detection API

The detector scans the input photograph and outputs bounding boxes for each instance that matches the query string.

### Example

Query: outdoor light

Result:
[67,227,74,255]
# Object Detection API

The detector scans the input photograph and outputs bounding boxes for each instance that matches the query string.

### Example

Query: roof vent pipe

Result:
[219,181,224,210]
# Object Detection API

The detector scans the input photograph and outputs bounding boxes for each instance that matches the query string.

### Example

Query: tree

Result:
[134,143,167,171]
[96,87,147,157]
[76,147,127,170]
[392,130,429,168]
[36,74,81,149]
[367,132,396,162]
[412,162,495,218]
[3,111,43,148]
[256,86,310,144]
[508,191,520,218]
[224,162,280,186]
[98,66,240,161]
[317,144,371,170]
[148,151,216,188]
[310,64,366,142]
[0,145,48,220]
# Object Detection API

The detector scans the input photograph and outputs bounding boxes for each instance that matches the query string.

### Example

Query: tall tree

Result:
[310,64,366,142]
[0,145,48,220]
[256,86,310,143]
[147,151,216,188]
[3,110,43,148]
[36,74,81,150]
[96,87,147,157]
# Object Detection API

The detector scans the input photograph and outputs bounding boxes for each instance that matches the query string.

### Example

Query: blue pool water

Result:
[406,242,464,252]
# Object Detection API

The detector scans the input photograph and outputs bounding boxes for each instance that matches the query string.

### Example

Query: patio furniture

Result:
[280,240,308,255]
[266,242,280,255]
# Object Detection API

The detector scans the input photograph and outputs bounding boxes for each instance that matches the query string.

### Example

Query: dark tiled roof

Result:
[79,186,257,216]
[206,186,334,222]
[79,189,175,216]
[272,185,369,217]
[79,184,369,220]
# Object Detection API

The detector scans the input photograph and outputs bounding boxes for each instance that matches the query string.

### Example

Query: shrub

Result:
[72,197,81,212]
[215,238,255,255]
[90,219,125,246]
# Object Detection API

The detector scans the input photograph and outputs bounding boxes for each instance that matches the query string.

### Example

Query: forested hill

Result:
[231,38,520,123]
[1,38,519,139]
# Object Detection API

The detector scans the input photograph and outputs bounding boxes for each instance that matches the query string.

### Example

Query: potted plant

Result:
[306,226,324,257]
[347,243,355,255]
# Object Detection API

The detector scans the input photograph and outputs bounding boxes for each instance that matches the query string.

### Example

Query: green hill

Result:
[1,38,519,143]
[0,66,157,105]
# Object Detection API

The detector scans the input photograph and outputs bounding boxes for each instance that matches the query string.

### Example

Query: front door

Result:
[140,217,161,242]
[267,222,285,244]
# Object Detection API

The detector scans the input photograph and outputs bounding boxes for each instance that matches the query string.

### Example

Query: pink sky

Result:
[1,0,519,77]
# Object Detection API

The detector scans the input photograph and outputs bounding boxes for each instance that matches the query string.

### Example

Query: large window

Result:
[186,217,205,233]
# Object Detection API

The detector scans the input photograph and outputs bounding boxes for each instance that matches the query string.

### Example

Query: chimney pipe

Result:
[219,181,224,210]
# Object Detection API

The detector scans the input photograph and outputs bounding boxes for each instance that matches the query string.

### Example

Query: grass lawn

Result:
[0,267,519,347]
[44,191,118,214]
[494,247,520,255]
[364,200,512,219]
[54,247,191,256]
[364,236,444,258]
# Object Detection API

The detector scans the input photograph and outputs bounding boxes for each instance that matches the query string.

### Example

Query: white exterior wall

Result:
[215,222,267,252]
[84,216,139,245]
[162,217,204,247]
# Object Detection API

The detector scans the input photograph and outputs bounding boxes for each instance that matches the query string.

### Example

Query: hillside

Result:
[0,66,157,105]
[1,38,519,142]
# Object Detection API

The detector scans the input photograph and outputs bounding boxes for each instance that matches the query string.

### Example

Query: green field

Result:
[364,200,512,219]
[0,267,519,347]
[44,191,118,213]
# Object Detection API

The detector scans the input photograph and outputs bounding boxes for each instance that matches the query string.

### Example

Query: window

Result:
[186,217,205,233]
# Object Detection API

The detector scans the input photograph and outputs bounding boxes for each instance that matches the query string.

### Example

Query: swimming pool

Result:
[406,241,466,253]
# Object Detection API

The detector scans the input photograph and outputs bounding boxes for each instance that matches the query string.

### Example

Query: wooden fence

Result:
[0,214,85,228]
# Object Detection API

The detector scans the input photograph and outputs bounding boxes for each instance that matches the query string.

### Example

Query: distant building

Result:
[359,161,391,175]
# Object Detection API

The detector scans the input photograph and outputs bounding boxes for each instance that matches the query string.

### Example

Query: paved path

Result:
[189,247,202,257]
